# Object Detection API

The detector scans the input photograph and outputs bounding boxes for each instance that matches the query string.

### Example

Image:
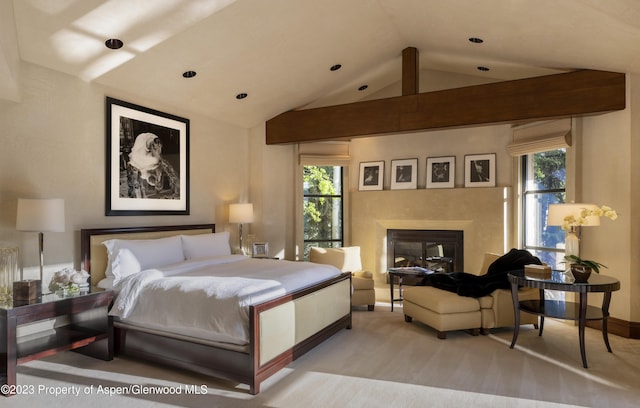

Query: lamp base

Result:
[13,279,42,301]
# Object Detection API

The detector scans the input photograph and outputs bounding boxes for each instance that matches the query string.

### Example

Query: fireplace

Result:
[387,229,463,273]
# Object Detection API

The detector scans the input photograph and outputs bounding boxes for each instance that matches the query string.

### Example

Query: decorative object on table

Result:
[229,203,254,255]
[49,268,90,296]
[524,264,552,280]
[358,161,384,191]
[105,97,190,216]
[13,279,42,301]
[390,158,418,190]
[16,198,65,293]
[426,156,455,189]
[563,254,607,283]
[252,242,269,258]
[547,203,617,262]
[0,246,19,302]
[464,153,495,187]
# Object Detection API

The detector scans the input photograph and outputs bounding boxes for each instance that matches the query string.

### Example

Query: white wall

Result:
[0,61,250,283]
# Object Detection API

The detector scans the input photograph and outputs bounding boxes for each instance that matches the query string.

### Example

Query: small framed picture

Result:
[252,242,269,258]
[464,153,496,187]
[359,161,384,191]
[426,156,455,189]
[391,158,418,190]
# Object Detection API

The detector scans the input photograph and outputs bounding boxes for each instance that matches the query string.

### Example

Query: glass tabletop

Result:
[1,286,106,310]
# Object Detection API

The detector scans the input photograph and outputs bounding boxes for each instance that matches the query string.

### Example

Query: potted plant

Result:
[563,254,607,282]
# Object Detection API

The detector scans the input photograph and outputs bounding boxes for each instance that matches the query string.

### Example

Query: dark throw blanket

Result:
[423,248,542,298]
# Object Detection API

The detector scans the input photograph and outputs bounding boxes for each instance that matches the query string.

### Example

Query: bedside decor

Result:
[252,242,269,258]
[49,268,90,296]
[229,203,254,255]
[0,246,19,302]
[16,198,65,290]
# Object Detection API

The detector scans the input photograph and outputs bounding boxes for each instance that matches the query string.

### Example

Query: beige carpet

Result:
[5,298,640,407]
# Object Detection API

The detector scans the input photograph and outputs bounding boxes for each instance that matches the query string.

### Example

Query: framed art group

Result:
[358,153,496,191]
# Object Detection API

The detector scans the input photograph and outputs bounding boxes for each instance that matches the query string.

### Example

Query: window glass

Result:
[522,149,566,269]
[303,166,343,259]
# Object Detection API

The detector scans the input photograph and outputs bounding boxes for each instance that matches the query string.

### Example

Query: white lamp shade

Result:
[547,203,600,227]
[16,198,66,232]
[229,203,254,223]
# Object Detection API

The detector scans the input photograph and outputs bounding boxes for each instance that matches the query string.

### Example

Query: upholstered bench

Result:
[403,286,481,339]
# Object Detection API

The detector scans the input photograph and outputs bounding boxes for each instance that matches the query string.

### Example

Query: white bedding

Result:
[109,255,342,346]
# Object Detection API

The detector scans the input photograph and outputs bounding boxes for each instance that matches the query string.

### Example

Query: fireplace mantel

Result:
[350,187,509,285]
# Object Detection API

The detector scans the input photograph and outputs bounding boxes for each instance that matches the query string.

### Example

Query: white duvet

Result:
[109,255,342,345]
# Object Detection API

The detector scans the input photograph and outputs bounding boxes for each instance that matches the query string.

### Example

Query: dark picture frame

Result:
[426,156,455,189]
[106,97,190,215]
[464,153,496,187]
[359,161,384,191]
[390,158,418,190]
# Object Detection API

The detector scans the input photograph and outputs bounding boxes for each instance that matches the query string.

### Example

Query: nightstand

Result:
[1,287,113,396]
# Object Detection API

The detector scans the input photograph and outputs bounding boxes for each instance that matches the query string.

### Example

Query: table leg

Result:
[538,289,545,336]
[1,315,17,396]
[578,292,588,368]
[389,275,395,312]
[602,290,613,353]
[509,282,520,349]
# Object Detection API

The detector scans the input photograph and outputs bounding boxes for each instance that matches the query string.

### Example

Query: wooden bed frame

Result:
[80,224,352,394]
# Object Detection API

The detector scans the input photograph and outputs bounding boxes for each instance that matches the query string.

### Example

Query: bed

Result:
[80,224,352,394]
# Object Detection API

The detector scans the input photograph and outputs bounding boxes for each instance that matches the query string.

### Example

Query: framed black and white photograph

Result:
[106,97,190,215]
[426,156,455,189]
[358,161,384,191]
[464,153,496,187]
[391,158,418,190]
[252,242,269,258]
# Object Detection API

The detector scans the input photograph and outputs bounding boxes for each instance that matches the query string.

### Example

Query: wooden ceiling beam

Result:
[265,69,625,145]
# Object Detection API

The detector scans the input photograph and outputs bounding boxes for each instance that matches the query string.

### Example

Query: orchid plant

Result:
[560,205,618,232]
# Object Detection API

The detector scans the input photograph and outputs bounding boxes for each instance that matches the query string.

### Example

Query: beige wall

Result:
[0,61,250,283]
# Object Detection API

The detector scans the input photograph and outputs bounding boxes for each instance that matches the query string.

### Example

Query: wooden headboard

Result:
[80,224,215,287]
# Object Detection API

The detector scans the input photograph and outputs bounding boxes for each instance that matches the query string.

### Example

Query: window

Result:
[521,149,566,269]
[303,166,343,259]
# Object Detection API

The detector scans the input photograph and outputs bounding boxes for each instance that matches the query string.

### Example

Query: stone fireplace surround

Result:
[350,187,509,286]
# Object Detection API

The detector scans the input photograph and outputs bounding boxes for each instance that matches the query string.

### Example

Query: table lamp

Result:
[229,203,254,255]
[547,203,599,262]
[16,198,66,286]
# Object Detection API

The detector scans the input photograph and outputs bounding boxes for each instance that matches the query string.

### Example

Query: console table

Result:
[507,270,620,368]
[1,288,113,396]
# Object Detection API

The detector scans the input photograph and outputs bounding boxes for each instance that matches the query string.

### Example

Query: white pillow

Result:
[103,235,185,284]
[181,232,231,259]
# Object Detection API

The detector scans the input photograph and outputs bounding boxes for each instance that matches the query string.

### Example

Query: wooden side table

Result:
[388,267,434,311]
[1,287,113,396]
[507,270,620,368]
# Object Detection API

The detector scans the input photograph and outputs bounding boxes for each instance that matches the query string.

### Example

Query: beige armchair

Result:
[309,246,376,311]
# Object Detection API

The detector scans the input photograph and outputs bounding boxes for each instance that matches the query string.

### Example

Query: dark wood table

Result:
[507,270,620,368]
[1,287,113,396]
[388,267,434,312]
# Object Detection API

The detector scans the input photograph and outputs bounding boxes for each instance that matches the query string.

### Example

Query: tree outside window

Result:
[303,166,343,259]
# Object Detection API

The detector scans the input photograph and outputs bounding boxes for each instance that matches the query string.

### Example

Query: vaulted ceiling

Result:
[2,0,640,129]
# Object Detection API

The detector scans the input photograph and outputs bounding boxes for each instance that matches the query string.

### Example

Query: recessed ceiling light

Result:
[468,37,484,44]
[330,64,342,71]
[477,66,490,71]
[236,93,248,100]
[105,38,124,49]
[182,71,197,78]
[358,85,368,91]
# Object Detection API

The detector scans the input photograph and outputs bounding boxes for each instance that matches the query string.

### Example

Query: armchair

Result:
[309,246,376,311]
